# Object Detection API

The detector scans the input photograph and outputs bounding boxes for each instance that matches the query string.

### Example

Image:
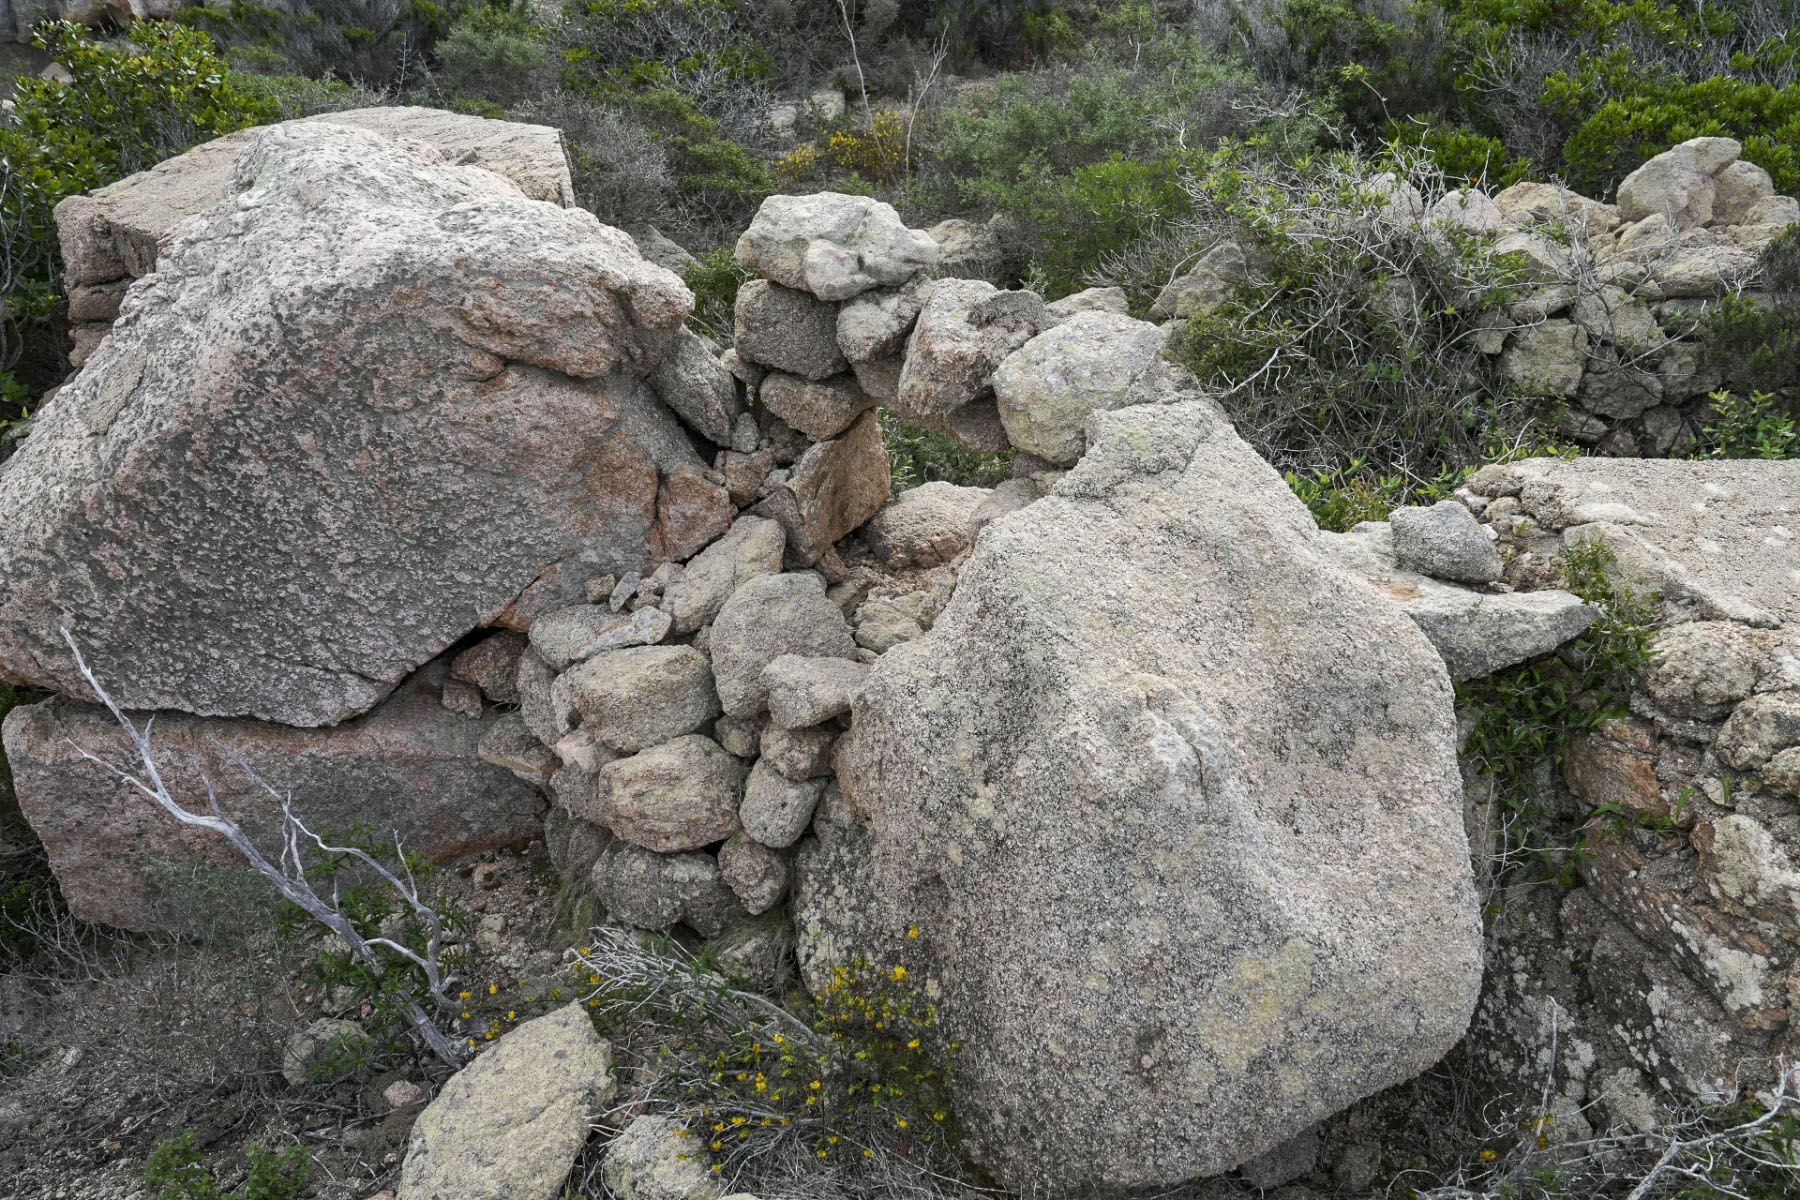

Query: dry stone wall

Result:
[5,110,1800,1196]
[1154,136,1799,459]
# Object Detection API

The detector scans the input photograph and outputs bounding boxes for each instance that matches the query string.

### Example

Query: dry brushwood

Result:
[58,628,466,1068]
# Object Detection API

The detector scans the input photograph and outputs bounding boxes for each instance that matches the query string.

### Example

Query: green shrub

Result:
[921,40,1304,293]
[273,826,471,1068]
[179,0,469,89]
[434,1,550,106]
[143,1131,310,1200]
[1698,224,1800,404]
[1699,390,1798,459]
[1169,148,1551,501]
[0,21,274,384]
[682,246,753,341]
[1457,540,1655,884]
[879,409,1012,492]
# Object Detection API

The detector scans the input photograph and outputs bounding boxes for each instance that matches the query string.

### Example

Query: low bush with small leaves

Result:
[142,1131,310,1200]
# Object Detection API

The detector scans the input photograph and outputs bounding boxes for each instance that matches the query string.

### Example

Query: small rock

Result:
[602,1114,723,1200]
[1499,320,1588,397]
[713,713,763,758]
[476,913,506,952]
[751,411,892,566]
[649,326,743,446]
[597,735,746,853]
[1715,691,1800,772]
[1389,501,1504,584]
[529,605,671,671]
[1640,622,1762,719]
[759,725,835,780]
[477,713,555,788]
[836,284,922,362]
[862,481,990,569]
[283,1018,370,1087]
[440,679,484,719]
[451,631,528,703]
[718,835,790,914]
[739,759,828,849]
[385,1080,424,1110]
[516,648,577,748]
[398,1004,614,1200]
[992,312,1177,465]
[1044,286,1130,322]
[583,574,619,604]
[663,518,789,634]
[853,595,926,654]
[1712,159,1776,226]
[757,371,872,440]
[762,654,869,728]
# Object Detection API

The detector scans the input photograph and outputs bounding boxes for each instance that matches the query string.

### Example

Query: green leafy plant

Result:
[1457,540,1655,884]
[879,409,1013,491]
[683,246,754,342]
[143,1131,310,1200]
[273,824,472,1070]
[0,21,275,384]
[1699,389,1798,460]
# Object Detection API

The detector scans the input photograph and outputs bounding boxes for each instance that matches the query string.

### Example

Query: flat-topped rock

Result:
[1472,457,1800,627]
[1,654,544,932]
[57,106,575,283]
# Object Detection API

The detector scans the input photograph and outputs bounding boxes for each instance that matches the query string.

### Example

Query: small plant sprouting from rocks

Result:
[60,630,469,1068]
[564,925,970,1196]
[1698,389,1799,461]
[1455,541,1655,886]
[141,1131,310,1200]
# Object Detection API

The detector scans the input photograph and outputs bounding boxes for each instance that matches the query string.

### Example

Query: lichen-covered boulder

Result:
[1,120,698,726]
[992,311,1175,465]
[399,1004,615,1200]
[798,399,1482,1193]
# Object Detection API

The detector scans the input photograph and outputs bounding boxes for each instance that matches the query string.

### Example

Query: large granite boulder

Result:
[3,120,699,725]
[1,654,544,931]
[799,400,1483,1192]
[399,1003,615,1200]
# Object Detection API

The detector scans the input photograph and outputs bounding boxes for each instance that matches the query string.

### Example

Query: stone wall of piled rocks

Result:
[1149,136,1799,460]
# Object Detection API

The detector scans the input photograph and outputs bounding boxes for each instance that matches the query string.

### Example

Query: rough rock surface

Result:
[733,280,847,379]
[2,655,544,931]
[4,121,697,725]
[592,843,743,935]
[597,734,746,851]
[1390,501,1504,584]
[762,654,868,729]
[734,193,937,301]
[1471,457,1800,627]
[649,327,742,446]
[399,1004,614,1200]
[740,758,828,849]
[602,1115,722,1200]
[1616,137,1740,230]
[835,285,920,362]
[796,400,1482,1193]
[709,574,857,719]
[1319,525,1596,681]
[757,372,871,440]
[718,835,790,914]
[662,516,787,634]
[563,646,721,753]
[751,410,891,565]
[860,481,991,570]
[992,311,1174,465]
[54,107,576,285]
[895,278,1039,429]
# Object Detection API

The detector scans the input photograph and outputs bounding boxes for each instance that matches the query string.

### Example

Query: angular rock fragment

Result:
[718,834,790,915]
[478,711,558,788]
[563,646,721,753]
[1389,501,1503,584]
[752,411,891,566]
[597,734,745,852]
[757,371,871,440]
[451,631,528,704]
[733,279,847,379]
[530,605,671,672]
[835,284,921,362]
[759,725,835,780]
[399,1004,614,1200]
[649,326,743,446]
